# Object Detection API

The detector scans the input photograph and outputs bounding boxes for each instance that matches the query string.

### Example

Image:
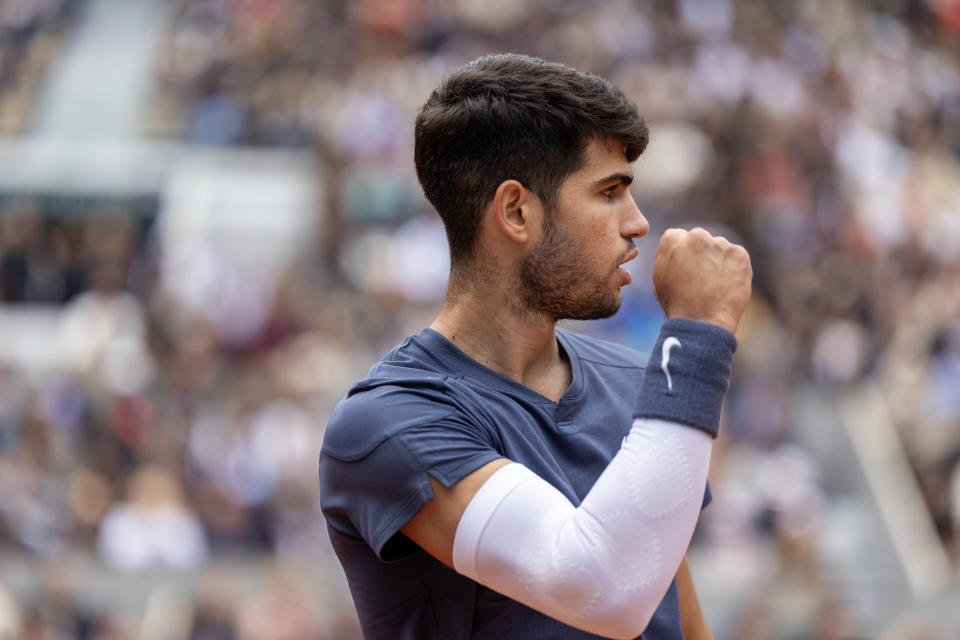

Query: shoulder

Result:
[323,372,456,462]
[322,333,462,461]
[557,328,646,371]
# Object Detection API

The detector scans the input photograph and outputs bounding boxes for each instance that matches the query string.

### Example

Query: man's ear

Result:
[492,179,540,244]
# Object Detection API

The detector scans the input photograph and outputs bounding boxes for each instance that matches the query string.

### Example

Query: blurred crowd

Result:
[0,0,83,135]
[1,0,960,638]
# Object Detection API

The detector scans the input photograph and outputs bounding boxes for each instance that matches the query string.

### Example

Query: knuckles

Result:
[689,227,711,242]
[659,228,750,263]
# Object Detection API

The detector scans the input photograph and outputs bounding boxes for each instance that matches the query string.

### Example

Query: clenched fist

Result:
[652,227,752,334]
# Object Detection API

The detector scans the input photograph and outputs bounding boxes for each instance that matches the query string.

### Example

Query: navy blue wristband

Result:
[633,318,737,438]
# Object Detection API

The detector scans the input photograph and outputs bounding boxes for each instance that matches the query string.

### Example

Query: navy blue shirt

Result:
[319,326,718,639]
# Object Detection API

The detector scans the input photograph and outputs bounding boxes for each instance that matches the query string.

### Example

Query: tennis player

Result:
[319,53,752,640]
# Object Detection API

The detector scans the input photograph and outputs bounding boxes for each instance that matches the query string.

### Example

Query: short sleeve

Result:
[319,385,502,562]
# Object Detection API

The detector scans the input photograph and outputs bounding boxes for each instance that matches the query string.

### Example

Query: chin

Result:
[558,293,622,321]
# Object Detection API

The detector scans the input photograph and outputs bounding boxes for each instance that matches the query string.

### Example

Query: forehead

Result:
[563,137,633,188]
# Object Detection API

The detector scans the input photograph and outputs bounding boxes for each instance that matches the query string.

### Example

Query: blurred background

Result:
[0,0,958,638]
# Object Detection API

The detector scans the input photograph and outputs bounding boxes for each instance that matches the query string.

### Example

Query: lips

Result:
[618,247,639,267]
[616,247,639,286]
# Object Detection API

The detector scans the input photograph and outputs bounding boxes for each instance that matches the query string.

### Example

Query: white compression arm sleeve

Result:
[452,418,712,640]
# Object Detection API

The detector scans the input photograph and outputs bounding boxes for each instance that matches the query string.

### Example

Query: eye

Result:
[601,186,616,200]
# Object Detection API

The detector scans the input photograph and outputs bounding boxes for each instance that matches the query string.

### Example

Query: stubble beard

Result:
[513,219,623,322]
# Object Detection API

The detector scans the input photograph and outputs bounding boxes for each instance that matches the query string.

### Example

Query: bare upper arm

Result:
[399,457,512,567]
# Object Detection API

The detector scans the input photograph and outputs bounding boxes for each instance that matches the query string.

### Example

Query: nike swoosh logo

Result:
[661,337,681,393]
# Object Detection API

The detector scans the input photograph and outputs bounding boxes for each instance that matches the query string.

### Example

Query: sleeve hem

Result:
[369,449,504,560]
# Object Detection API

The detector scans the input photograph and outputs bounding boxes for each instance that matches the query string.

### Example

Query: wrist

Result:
[633,318,737,438]
[665,311,738,335]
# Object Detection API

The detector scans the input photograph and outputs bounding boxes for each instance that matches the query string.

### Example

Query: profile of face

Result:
[516,138,649,321]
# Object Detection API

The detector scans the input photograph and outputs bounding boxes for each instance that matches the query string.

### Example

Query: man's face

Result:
[516,137,648,321]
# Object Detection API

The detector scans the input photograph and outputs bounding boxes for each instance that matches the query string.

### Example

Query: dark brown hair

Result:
[414,53,649,271]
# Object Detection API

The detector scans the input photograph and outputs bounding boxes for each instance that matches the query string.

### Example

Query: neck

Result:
[431,277,570,401]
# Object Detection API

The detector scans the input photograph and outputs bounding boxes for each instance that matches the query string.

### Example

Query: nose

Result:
[620,196,649,240]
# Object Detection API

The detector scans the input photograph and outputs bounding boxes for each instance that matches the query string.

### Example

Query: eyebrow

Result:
[592,172,633,189]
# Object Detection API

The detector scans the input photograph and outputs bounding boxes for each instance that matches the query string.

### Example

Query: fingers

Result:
[651,227,752,334]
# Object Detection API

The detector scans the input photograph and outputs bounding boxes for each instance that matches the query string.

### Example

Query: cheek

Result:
[579,239,615,275]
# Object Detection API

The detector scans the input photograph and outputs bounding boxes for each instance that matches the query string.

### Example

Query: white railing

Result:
[839,382,953,600]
